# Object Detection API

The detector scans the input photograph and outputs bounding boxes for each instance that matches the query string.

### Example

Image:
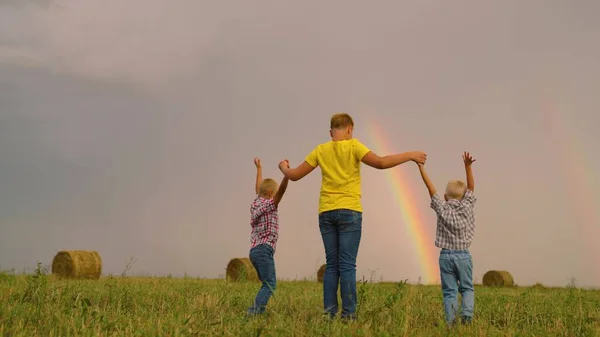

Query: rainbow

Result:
[365,122,439,284]
[545,106,600,282]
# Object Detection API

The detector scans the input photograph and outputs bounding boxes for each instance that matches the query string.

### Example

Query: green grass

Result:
[1,269,599,336]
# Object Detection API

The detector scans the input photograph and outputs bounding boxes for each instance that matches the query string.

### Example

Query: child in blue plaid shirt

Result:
[417,152,477,326]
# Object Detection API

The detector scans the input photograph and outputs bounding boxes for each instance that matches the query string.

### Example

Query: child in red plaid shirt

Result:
[247,157,289,315]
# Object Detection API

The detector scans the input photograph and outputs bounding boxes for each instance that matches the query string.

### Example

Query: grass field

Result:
[1,267,599,336]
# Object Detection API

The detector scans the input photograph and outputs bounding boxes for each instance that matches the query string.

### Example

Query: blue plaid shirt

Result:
[430,190,476,250]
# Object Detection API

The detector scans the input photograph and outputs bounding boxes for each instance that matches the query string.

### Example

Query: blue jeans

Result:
[248,244,276,314]
[439,249,474,324]
[319,209,362,319]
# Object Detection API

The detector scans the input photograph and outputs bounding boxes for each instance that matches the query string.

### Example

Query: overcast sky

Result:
[1,0,599,287]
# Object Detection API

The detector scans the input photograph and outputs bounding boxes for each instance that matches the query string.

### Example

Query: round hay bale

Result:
[317,264,326,283]
[226,258,259,282]
[51,250,102,280]
[482,270,514,287]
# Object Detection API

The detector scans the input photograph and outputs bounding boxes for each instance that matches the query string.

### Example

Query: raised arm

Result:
[273,176,289,207]
[417,163,437,197]
[254,157,262,194]
[279,160,315,181]
[462,152,475,192]
[361,151,427,170]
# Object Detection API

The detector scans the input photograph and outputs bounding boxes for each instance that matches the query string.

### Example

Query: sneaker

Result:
[245,307,265,318]
[321,313,335,322]
[341,313,357,323]
[445,320,457,328]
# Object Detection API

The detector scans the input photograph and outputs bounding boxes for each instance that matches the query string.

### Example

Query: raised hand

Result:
[462,152,476,166]
[254,157,261,168]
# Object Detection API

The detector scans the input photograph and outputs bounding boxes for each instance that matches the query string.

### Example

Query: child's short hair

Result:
[445,180,467,200]
[330,113,354,130]
[259,178,279,197]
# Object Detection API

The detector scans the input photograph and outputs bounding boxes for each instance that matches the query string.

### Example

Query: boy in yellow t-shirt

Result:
[278,113,427,320]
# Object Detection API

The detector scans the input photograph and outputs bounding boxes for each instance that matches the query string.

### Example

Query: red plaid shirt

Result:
[250,196,279,251]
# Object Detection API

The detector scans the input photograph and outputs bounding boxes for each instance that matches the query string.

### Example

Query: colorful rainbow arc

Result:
[365,122,439,284]
[545,108,600,282]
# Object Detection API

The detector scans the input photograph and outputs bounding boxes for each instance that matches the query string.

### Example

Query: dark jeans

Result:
[319,209,362,319]
[248,244,276,314]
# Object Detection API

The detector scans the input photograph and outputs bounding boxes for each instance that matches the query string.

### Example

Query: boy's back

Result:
[249,196,279,250]
[305,138,370,214]
[430,190,476,250]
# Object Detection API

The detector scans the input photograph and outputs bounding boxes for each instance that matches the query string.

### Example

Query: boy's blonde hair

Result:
[259,178,279,197]
[445,180,467,200]
[330,113,354,130]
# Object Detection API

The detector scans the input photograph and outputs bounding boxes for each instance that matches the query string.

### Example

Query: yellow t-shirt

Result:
[305,138,371,214]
